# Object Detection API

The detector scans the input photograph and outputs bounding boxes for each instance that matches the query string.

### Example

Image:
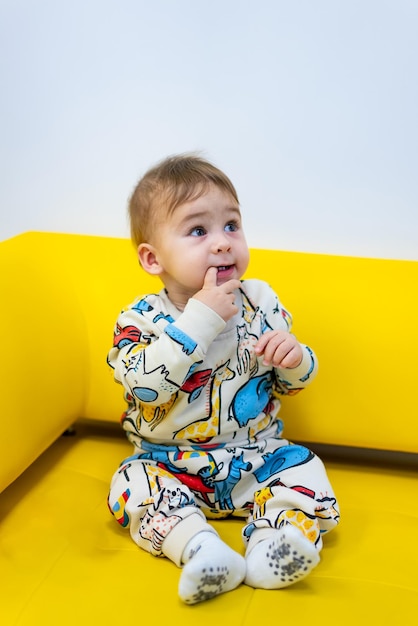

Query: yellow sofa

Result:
[1,231,417,625]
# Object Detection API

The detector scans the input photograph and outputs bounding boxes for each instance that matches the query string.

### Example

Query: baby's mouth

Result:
[216,265,235,280]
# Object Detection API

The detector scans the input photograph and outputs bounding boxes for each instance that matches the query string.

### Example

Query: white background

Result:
[1,0,417,259]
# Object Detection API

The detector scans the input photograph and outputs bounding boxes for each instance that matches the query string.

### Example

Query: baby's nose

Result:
[213,234,231,252]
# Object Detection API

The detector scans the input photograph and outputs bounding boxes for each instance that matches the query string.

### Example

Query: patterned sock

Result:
[179,531,246,604]
[245,524,320,589]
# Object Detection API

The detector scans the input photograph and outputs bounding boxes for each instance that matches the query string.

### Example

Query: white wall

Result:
[1,0,417,259]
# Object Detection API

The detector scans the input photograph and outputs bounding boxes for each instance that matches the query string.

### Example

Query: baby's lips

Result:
[216,265,235,278]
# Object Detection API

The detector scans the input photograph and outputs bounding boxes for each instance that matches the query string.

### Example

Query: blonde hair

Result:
[128,154,239,247]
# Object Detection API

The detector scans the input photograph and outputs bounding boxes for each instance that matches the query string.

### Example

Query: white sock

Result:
[245,524,320,589]
[179,531,246,604]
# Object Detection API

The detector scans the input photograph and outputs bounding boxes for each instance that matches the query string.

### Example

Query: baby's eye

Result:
[190,226,206,237]
[225,221,239,232]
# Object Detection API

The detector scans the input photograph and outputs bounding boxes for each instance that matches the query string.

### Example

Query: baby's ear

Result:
[138,243,163,275]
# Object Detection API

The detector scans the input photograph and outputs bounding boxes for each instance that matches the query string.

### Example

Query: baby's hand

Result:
[255,330,303,368]
[193,267,241,322]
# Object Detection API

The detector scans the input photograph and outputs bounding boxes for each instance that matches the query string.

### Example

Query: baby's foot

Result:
[245,524,320,589]
[179,531,246,604]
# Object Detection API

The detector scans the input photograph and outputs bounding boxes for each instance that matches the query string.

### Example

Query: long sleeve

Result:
[107,294,226,406]
[274,344,318,394]
[108,280,319,447]
[248,281,318,395]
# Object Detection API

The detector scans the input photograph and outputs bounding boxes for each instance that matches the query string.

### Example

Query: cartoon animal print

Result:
[132,298,154,315]
[164,323,197,356]
[236,323,259,376]
[230,373,274,427]
[113,324,142,349]
[209,453,253,510]
[129,370,212,434]
[174,361,235,442]
[248,413,275,440]
[152,312,175,325]
[138,484,194,555]
[139,509,181,554]
[253,486,275,517]
[136,392,178,431]
[253,445,314,482]
[180,368,212,402]
[136,447,218,508]
[139,460,176,493]
[243,499,320,547]
[122,343,149,375]
[129,347,181,401]
[240,288,260,325]
[314,495,340,524]
[276,508,321,545]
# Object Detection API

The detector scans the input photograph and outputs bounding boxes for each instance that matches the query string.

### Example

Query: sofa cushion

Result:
[1,422,416,624]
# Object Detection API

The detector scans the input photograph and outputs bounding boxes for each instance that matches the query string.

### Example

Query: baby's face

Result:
[148,184,249,308]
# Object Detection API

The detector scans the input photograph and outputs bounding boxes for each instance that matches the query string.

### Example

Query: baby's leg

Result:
[108,457,245,603]
[244,449,340,589]
[245,523,320,588]
[163,519,246,604]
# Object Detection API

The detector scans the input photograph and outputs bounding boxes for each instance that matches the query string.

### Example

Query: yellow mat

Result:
[1,422,416,625]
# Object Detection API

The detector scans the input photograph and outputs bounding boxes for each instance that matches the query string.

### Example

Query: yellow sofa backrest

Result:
[1,231,417,491]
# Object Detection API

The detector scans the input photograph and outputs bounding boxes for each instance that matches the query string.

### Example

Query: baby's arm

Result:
[109,269,240,407]
[254,284,318,391]
[108,296,226,407]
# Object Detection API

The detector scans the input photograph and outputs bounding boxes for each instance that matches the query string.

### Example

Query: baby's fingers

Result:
[256,331,301,367]
[262,337,287,365]
[255,332,271,355]
[220,278,242,294]
[202,266,218,288]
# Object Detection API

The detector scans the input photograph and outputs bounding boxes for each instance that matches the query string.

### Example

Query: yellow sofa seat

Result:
[1,232,417,624]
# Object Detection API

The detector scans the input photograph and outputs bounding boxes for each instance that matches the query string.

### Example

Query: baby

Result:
[107,154,340,604]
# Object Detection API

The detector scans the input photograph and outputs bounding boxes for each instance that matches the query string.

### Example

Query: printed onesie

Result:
[107,279,339,565]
